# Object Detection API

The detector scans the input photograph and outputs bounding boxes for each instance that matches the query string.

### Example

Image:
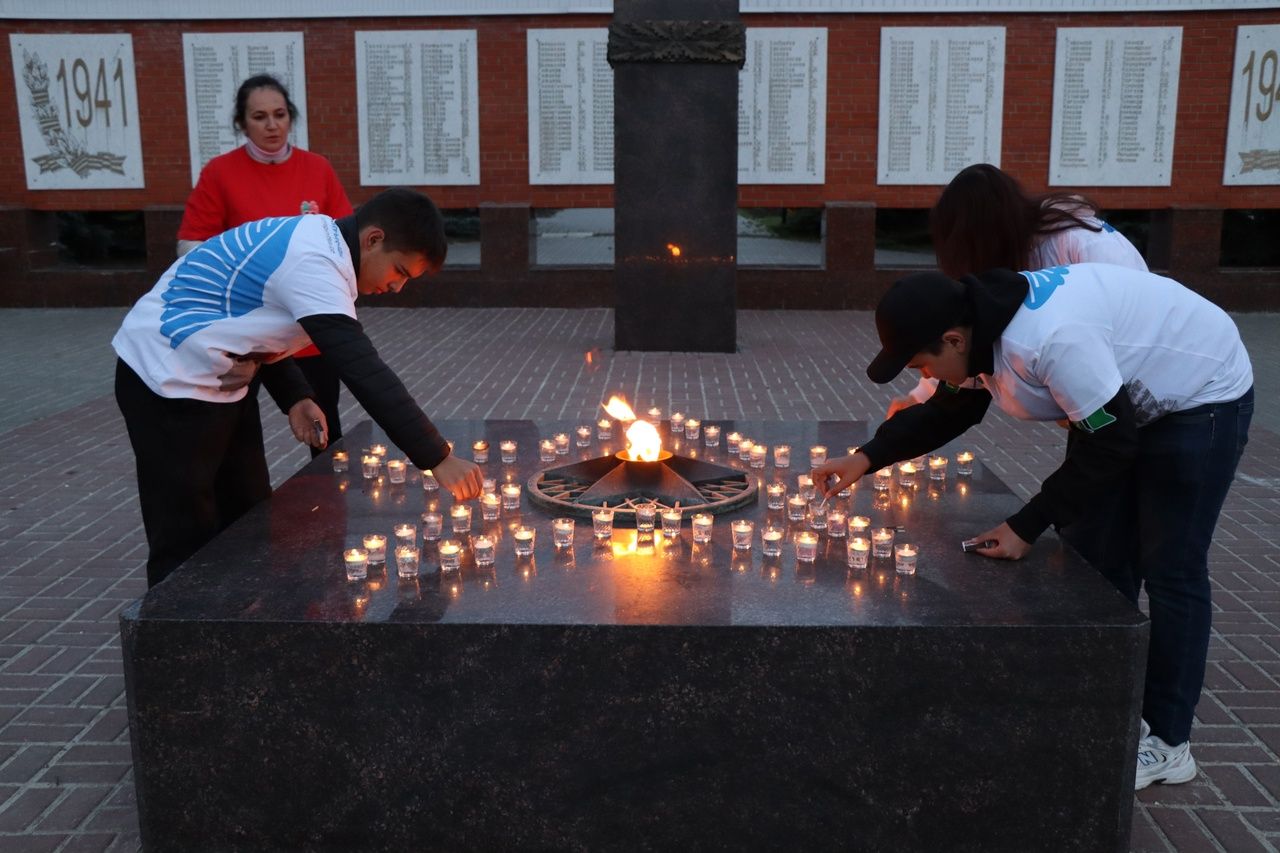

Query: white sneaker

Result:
[1139,718,1151,742]
[1135,734,1197,790]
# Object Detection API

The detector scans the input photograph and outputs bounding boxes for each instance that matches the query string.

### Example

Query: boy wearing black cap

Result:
[813,262,1253,791]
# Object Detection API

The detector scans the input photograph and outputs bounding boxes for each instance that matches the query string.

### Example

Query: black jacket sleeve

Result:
[298,313,451,470]
[1005,387,1139,543]
[858,384,992,472]
[258,357,313,415]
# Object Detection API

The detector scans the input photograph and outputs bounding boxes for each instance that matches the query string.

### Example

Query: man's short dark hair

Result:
[356,187,448,267]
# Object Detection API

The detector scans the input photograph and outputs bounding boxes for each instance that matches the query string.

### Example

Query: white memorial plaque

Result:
[876,27,1004,185]
[1224,25,1280,185]
[527,28,612,185]
[1049,27,1181,186]
[738,28,827,185]
[356,30,480,186]
[182,32,307,186]
[10,33,144,190]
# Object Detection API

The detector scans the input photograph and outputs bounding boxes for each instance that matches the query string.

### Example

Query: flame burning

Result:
[667,243,682,258]
[602,394,663,461]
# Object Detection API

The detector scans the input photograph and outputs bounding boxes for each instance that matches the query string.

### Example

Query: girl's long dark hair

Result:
[930,163,1102,277]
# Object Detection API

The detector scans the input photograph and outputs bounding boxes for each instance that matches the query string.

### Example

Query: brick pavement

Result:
[0,306,1277,852]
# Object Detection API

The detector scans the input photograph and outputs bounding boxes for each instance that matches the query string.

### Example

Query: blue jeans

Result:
[1060,387,1253,746]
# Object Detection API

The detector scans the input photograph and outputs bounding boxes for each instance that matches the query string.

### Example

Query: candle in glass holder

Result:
[809,445,828,468]
[691,513,714,543]
[473,534,496,567]
[539,438,557,462]
[500,482,522,511]
[449,504,472,535]
[795,531,819,562]
[385,459,406,484]
[797,474,816,502]
[575,425,592,447]
[849,515,871,537]
[956,450,975,475]
[846,445,860,458]
[362,534,387,563]
[808,500,828,530]
[828,510,847,538]
[898,461,918,488]
[661,508,682,538]
[928,455,948,480]
[394,544,419,579]
[361,455,381,479]
[738,438,755,462]
[331,451,349,473]
[369,444,388,458]
[773,444,791,469]
[500,440,518,463]
[634,502,657,534]
[766,482,786,510]
[895,543,918,575]
[731,519,755,550]
[787,494,808,522]
[472,439,489,463]
[726,432,742,453]
[873,467,893,491]
[647,406,663,421]
[597,419,613,440]
[421,511,443,541]
[703,424,720,447]
[749,444,767,468]
[482,477,497,495]
[438,539,462,572]
[553,517,575,548]
[762,525,784,556]
[421,472,439,492]
[684,418,700,440]
[553,433,570,455]
[393,523,417,548]
[847,537,870,569]
[513,525,536,556]
[872,527,895,558]
[670,412,685,433]
[480,492,501,521]
[593,507,614,539]
[344,548,369,581]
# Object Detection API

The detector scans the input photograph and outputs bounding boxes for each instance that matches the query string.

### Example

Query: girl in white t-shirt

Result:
[888,163,1147,417]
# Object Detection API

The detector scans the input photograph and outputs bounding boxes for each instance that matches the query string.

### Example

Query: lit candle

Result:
[473,534,496,567]
[661,508,682,537]
[386,459,407,484]
[500,440,517,463]
[766,482,786,510]
[670,411,685,432]
[449,504,472,534]
[846,445,860,457]
[797,474,815,501]
[513,525,536,556]
[703,424,720,447]
[795,530,819,562]
[421,511,443,541]
[873,467,892,491]
[726,431,742,453]
[331,451,349,473]
[480,492,501,521]
[691,513,714,543]
[849,515,871,536]
[539,438,557,462]
[394,544,419,579]
[749,444,767,468]
[597,419,613,440]
[898,461,918,488]
[421,471,439,492]
[575,425,592,447]
[593,507,615,539]
[552,517,575,548]
[847,537,870,569]
[684,418,700,440]
[362,534,387,563]
[482,477,497,495]
[773,444,791,469]
[647,406,663,421]
[872,527,894,558]
[738,438,755,462]
[928,455,948,480]
[438,539,462,572]
[787,494,808,521]
[828,510,847,538]
[761,526,784,556]
[731,519,754,550]
[956,450,975,475]
[369,444,388,457]
[393,523,416,546]
[895,543,919,575]
[472,439,489,463]
[344,548,369,581]
[553,433,570,455]
[361,454,381,479]
[809,445,828,467]
[634,502,657,533]
[500,482,521,511]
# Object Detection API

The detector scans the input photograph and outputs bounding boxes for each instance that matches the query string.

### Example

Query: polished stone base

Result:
[122,420,1146,851]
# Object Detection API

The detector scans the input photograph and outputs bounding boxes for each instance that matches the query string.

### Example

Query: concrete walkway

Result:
[0,304,1277,852]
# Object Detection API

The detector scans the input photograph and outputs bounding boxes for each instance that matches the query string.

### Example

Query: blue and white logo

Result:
[1019,265,1071,310]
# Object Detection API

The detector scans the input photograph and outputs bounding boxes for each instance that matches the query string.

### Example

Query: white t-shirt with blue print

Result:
[981,263,1253,427]
[113,214,357,402]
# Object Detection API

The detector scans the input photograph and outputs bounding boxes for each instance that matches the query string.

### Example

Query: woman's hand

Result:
[812,452,872,498]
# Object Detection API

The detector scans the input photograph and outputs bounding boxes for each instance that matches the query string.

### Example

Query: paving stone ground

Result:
[0,305,1277,852]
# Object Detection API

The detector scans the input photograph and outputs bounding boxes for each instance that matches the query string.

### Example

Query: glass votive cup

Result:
[422,472,439,492]
[797,474,816,502]
[593,507,615,539]
[766,482,786,510]
[808,500,828,530]
[480,492,501,521]
[331,451,349,473]
[873,467,893,491]
[773,444,791,468]
[596,419,613,440]
[670,412,685,433]
[449,504,472,535]
[393,523,417,548]
[500,483,521,511]
[553,433,570,455]
[394,544,419,579]
[539,439,557,463]
[472,440,489,463]
[726,432,742,453]
[795,531,819,562]
[735,438,752,462]
[691,513,714,544]
[552,517,575,549]
[684,419,700,440]
[847,445,860,458]
[575,425,592,447]
[731,519,754,550]
[386,459,407,483]
[898,462,919,489]
[661,508,682,538]
[363,534,387,563]
[749,444,767,468]
[872,527,895,558]
[473,534,496,567]
[438,539,462,572]
[703,424,720,447]
[849,515,871,538]
[895,543,919,575]
[761,525,784,556]
[647,406,662,422]
[344,548,369,581]
[956,450,975,475]
[500,440,518,463]
[634,502,657,534]
[421,511,443,541]
[786,494,808,522]
[369,443,388,458]
[929,455,948,480]
[482,477,497,495]
[847,537,870,569]
[361,455,381,479]
[809,445,828,468]
[828,510,847,538]
[513,525,537,556]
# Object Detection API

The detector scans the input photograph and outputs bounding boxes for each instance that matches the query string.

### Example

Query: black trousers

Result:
[115,359,272,587]
[296,354,342,457]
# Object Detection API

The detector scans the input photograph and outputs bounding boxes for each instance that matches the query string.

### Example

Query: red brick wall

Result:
[2,9,1278,213]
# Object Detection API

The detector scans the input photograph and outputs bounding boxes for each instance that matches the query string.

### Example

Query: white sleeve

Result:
[273,250,358,322]
[907,376,939,403]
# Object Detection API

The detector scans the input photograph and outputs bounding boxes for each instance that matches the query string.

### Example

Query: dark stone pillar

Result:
[479,202,534,276]
[609,0,743,352]
[143,206,183,276]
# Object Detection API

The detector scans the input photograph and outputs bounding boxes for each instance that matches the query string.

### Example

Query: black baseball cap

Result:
[866,272,968,384]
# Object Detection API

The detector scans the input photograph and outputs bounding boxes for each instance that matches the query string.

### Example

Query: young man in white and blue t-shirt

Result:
[114,187,483,588]
[814,262,1254,791]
